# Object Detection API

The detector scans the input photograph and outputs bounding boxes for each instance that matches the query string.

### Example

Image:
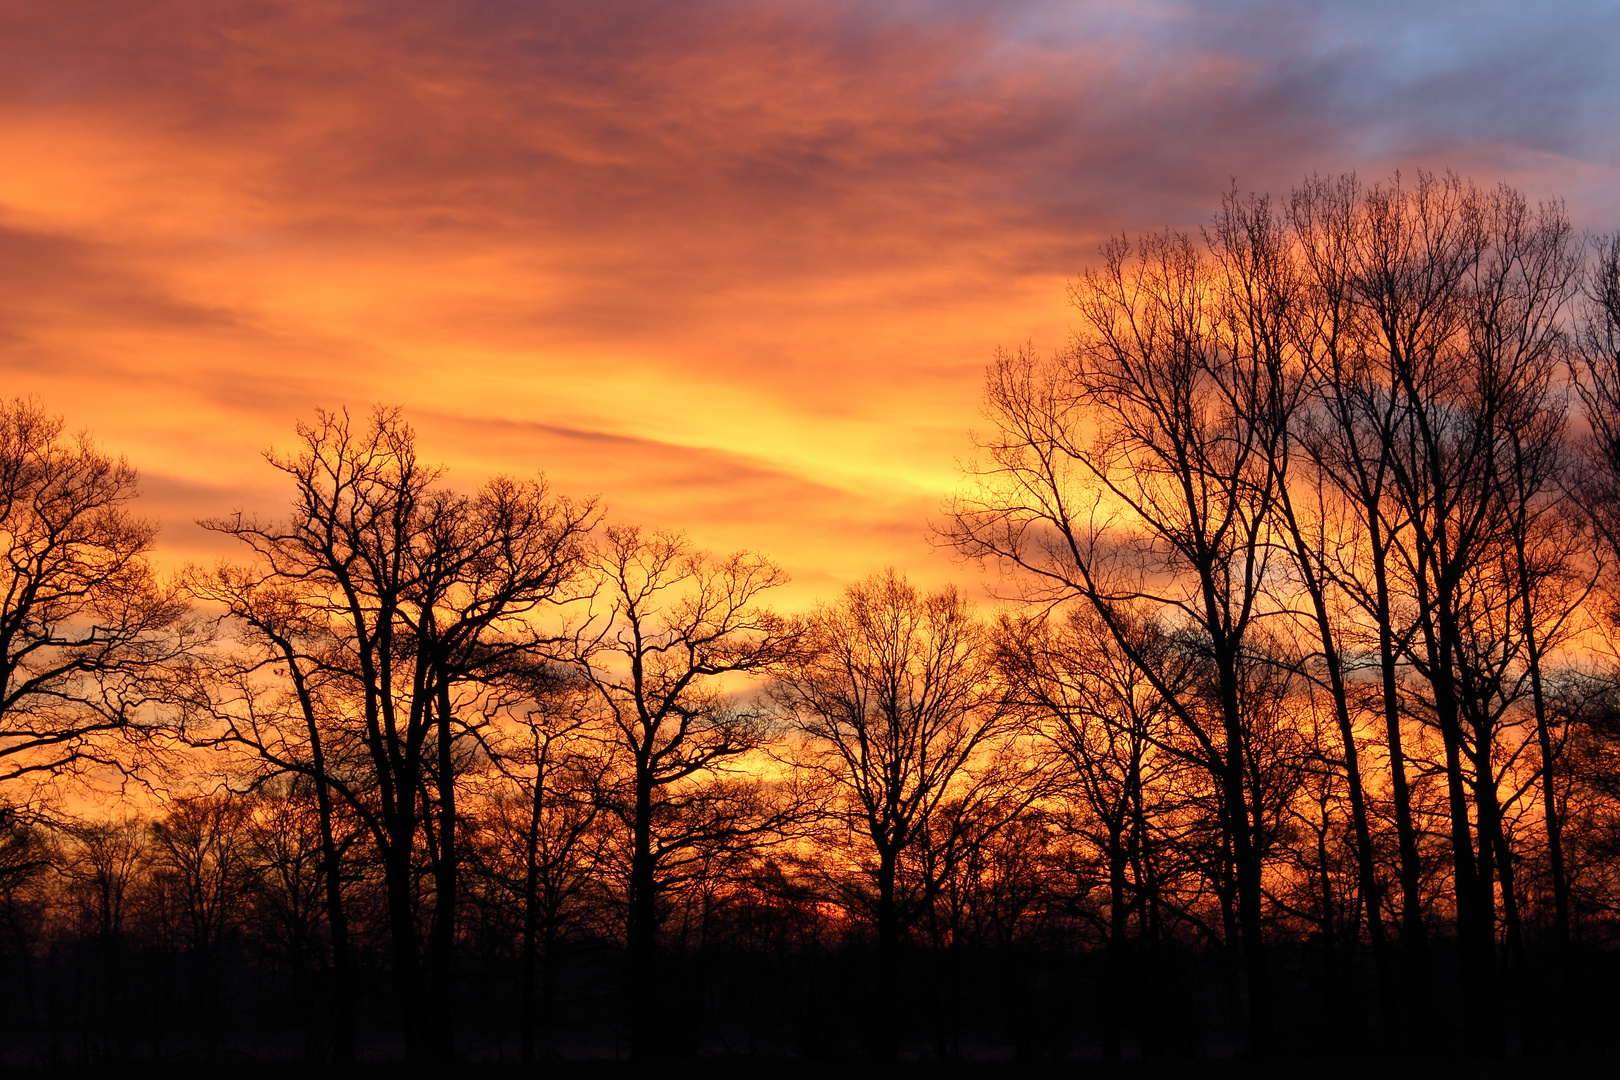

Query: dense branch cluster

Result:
[1,170,1620,1066]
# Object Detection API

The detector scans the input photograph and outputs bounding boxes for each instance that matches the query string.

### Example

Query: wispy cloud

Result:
[0,0,1613,603]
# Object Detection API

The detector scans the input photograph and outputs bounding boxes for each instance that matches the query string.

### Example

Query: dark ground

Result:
[11,1059,1620,1080]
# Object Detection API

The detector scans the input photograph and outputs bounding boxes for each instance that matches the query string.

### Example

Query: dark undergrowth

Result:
[12,1058,1620,1080]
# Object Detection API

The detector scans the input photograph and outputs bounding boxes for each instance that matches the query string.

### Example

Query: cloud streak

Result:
[0,0,1613,603]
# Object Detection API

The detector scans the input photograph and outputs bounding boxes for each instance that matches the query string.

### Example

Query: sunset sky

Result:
[3,0,1617,606]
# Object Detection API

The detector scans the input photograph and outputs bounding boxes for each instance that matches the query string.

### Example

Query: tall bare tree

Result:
[1306,173,1580,1050]
[191,407,595,1062]
[568,525,799,1060]
[947,195,1298,1053]
[178,568,363,1062]
[1289,173,1442,1037]
[773,569,1032,1060]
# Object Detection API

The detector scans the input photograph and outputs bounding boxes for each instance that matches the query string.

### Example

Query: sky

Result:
[1,0,1616,607]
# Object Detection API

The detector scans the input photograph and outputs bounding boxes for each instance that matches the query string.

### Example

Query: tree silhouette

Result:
[0,398,189,803]
[773,569,1032,1059]
[189,406,595,1062]
[567,525,800,1059]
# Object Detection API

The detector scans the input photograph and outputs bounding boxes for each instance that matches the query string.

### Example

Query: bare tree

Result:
[150,792,250,1060]
[1289,172,1440,1036]
[772,569,1032,1059]
[59,814,149,1057]
[191,406,595,1062]
[0,398,188,803]
[1309,173,1580,1051]
[1566,230,1620,1044]
[947,196,1298,1053]
[177,570,363,1062]
[568,525,800,1060]
[241,777,348,1062]
[474,668,610,1063]
[996,604,1191,1060]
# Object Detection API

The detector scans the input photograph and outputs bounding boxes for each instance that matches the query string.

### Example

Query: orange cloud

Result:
[0,0,1614,608]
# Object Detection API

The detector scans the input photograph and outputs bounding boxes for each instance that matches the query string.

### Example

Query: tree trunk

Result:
[627,766,659,1060]
[1217,652,1271,1057]
[1369,529,1435,1043]
[1487,801,1537,1054]
[291,658,355,1066]
[872,849,901,1061]
[1315,817,1339,1048]
[1424,618,1494,1054]
[316,797,355,1066]
[1286,495,1399,1047]
[384,834,423,1062]
[427,683,458,1063]
[1104,823,1128,1063]
[1515,524,1571,1048]
[1131,786,1167,1059]
[520,782,543,1065]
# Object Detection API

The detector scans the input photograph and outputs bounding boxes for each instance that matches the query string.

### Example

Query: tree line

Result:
[2,169,1620,1065]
